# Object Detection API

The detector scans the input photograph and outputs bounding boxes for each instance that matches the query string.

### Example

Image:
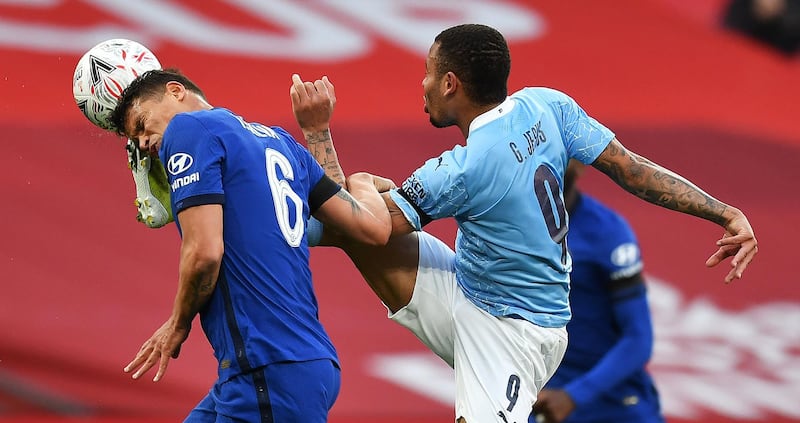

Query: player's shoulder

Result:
[512,86,572,103]
[571,195,640,268]
[163,111,216,149]
[189,108,295,142]
[167,108,228,133]
[183,107,230,121]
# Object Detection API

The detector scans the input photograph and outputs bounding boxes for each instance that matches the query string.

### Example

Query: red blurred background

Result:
[1,1,798,422]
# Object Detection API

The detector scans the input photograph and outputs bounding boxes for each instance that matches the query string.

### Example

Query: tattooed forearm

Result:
[335,189,362,216]
[305,129,346,187]
[594,139,729,226]
[172,246,221,327]
[171,273,217,329]
[195,277,216,298]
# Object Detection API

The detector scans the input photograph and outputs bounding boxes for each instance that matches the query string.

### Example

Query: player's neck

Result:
[461,102,502,138]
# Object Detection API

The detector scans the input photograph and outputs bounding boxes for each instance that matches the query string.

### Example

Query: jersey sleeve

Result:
[160,113,225,214]
[392,147,469,230]
[543,89,615,164]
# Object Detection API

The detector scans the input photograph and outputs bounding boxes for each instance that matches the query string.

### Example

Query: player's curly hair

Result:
[433,24,510,105]
[110,68,206,136]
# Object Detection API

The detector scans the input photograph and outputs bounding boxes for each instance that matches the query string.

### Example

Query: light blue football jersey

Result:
[390,87,614,327]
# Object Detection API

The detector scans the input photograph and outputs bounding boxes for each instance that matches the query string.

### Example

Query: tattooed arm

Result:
[593,138,758,283]
[303,124,410,239]
[289,73,395,244]
[305,128,346,187]
[313,175,392,246]
[290,74,346,186]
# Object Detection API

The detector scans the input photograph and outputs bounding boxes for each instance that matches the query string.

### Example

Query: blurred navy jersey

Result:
[160,108,340,383]
[548,193,663,423]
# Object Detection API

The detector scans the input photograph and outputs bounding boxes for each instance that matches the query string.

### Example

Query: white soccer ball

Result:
[73,38,161,131]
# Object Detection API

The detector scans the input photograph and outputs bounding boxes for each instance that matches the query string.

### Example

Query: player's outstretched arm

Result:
[313,177,392,246]
[290,73,413,237]
[592,138,758,282]
[288,74,418,311]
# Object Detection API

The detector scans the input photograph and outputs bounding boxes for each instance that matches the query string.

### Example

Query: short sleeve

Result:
[546,89,615,164]
[395,147,470,227]
[160,113,225,214]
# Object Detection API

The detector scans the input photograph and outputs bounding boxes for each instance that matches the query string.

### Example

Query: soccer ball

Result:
[73,38,161,132]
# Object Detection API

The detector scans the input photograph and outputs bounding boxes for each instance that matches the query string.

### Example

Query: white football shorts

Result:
[389,231,568,423]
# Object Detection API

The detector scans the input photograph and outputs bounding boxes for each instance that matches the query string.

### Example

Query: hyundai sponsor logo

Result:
[167,153,194,175]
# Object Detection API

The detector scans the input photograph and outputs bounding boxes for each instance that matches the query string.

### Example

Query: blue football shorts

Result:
[184,358,340,423]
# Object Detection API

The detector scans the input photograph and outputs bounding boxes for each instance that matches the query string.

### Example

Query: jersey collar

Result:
[468,96,515,135]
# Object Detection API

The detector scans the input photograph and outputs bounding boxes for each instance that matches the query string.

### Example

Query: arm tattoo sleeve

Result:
[305,129,346,187]
[593,141,729,226]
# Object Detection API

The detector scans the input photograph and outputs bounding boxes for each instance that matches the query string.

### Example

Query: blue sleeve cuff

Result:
[389,189,422,231]
[175,193,225,214]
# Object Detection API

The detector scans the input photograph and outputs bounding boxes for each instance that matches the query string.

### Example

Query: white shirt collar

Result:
[468,97,515,135]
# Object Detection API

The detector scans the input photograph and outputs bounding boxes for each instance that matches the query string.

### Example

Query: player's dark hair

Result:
[110,68,206,135]
[434,24,510,105]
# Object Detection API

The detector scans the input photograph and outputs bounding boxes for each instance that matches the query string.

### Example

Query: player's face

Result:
[124,91,181,155]
[422,43,455,129]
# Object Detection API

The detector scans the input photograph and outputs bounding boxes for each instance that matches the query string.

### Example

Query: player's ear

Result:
[165,81,186,100]
[443,71,458,96]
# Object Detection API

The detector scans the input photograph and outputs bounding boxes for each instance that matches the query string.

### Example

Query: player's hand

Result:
[290,73,336,133]
[532,388,575,423]
[124,319,190,382]
[705,210,758,283]
[346,172,394,194]
[350,173,396,193]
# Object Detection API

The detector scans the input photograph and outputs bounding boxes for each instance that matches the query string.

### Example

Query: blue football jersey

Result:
[160,108,338,382]
[391,87,614,327]
[546,193,662,423]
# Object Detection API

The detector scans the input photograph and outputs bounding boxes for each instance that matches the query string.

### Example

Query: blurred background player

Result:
[723,0,800,56]
[532,161,664,423]
[110,69,391,422]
